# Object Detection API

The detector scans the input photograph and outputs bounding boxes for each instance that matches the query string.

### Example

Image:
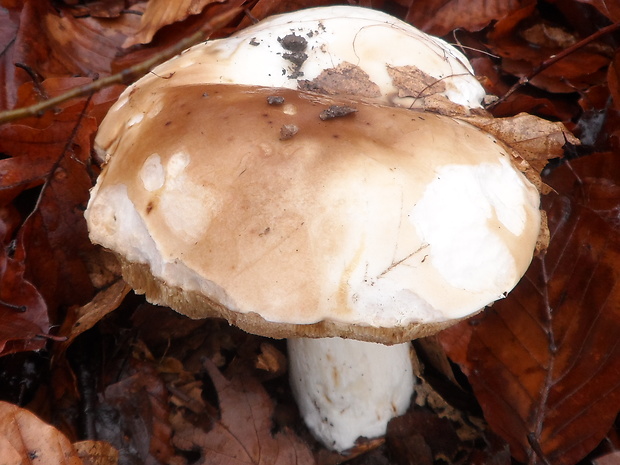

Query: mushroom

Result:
[85,82,541,451]
[85,6,545,452]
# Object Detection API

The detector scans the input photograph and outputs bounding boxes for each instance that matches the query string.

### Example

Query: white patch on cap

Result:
[409,162,527,293]
[114,95,129,111]
[147,99,164,119]
[127,112,144,127]
[282,103,297,115]
[480,157,533,236]
[167,151,190,176]
[140,154,165,192]
[85,184,237,310]
[159,151,221,243]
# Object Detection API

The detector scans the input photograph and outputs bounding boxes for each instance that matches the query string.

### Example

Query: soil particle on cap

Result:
[279,33,308,78]
[267,95,285,105]
[283,51,308,67]
[319,105,357,121]
[279,124,299,140]
[278,33,308,52]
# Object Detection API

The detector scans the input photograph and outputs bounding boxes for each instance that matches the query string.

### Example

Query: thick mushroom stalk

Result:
[288,338,414,451]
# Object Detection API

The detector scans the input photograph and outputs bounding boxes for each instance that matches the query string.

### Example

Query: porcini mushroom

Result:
[85,6,543,453]
[86,84,541,450]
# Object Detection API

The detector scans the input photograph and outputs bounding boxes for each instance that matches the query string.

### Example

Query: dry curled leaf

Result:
[54,280,130,358]
[174,359,315,465]
[463,112,580,172]
[439,152,620,465]
[0,401,84,465]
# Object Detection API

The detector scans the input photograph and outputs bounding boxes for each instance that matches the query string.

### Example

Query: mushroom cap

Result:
[119,5,485,115]
[85,84,541,343]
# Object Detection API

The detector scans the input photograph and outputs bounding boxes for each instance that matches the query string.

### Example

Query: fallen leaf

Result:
[0,2,141,111]
[0,216,48,356]
[439,152,620,465]
[576,0,620,22]
[463,112,579,172]
[387,410,460,465]
[0,77,101,323]
[98,361,174,464]
[174,359,315,465]
[396,0,532,36]
[255,342,287,378]
[54,280,130,358]
[124,0,223,47]
[607,49,620,110]
[486,6,612,95]
[0,78,97,204]
[470,57,579,123]
[73,440,119,465]
[0,401,84,464]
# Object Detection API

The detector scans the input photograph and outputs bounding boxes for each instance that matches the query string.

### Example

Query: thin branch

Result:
[0,6,242,126]
[488,21,620,110]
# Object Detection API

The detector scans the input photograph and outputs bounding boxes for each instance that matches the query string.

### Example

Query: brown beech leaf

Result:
[73,440,119,465]
[463,112,579,173]
[501,51,610,94]
[607,49,620,110]
[1,2,141,111]
[0,401,84,464]
[13,140,96,320]
[174,360,315,465]
[0,78,98,204]
[576,0,620,22]
[0,216,49,356]
[98,361,174,464]
[386,410,460,465]
[394,0,532,36]
[0,77,100,322]
[486,9,612,95]
[54,280,130,359]
[439,152,620,465]
[124,0,222,47]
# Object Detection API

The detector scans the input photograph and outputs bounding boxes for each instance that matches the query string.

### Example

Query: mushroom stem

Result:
[287,337,415,452]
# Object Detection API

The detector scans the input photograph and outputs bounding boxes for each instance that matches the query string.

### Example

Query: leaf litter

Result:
[1,0,619,464]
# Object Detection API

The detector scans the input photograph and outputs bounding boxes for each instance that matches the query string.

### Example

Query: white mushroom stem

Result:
[287,337,415,452]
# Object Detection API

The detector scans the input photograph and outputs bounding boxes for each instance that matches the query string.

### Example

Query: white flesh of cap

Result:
[114,5,485,113]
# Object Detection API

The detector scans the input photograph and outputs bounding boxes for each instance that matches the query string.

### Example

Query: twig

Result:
[0,299,27,312]
[0,7,242,126]
[488,21,620,109]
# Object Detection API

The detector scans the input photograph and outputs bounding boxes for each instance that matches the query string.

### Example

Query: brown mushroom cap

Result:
[86,84,541,344]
